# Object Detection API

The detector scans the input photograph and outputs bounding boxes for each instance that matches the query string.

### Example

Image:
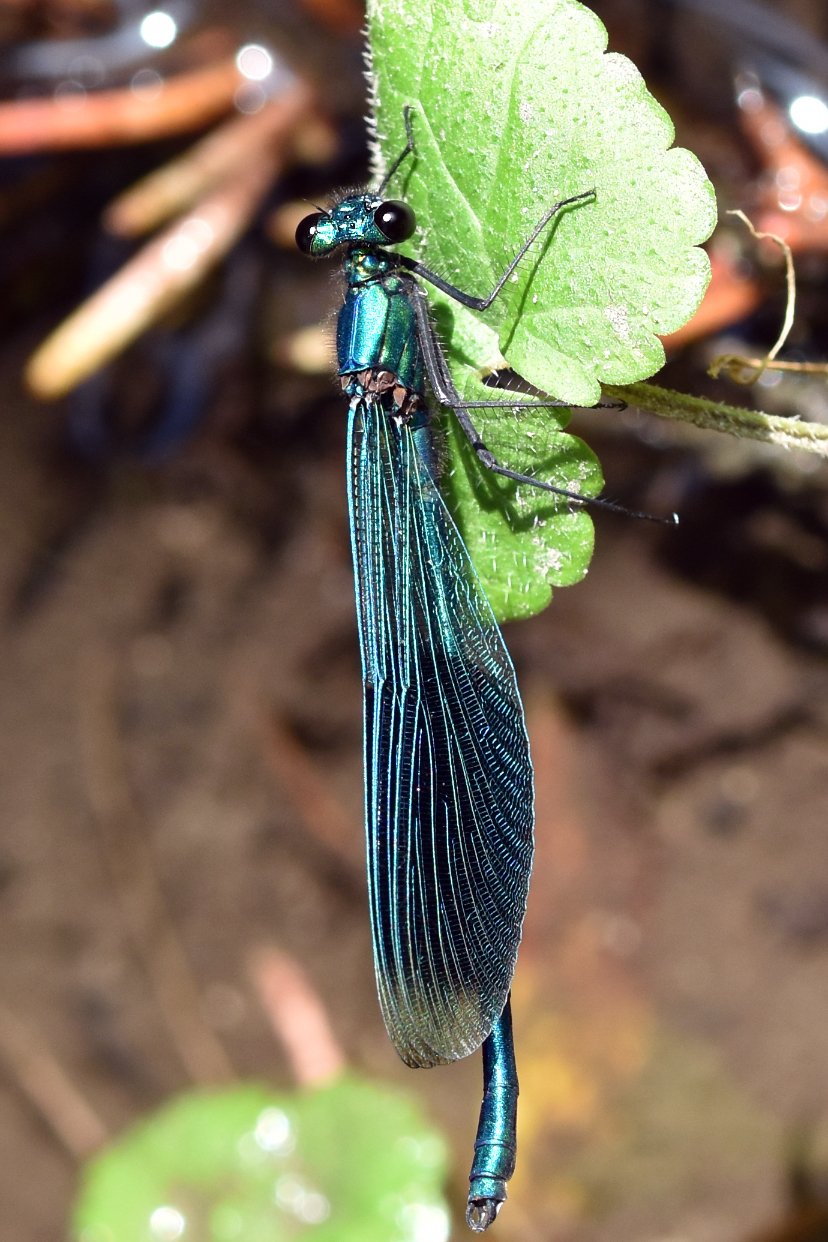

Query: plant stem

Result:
[603,382,828,458]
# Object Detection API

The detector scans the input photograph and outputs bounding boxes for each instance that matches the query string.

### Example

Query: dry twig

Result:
[77,650,235,1085]
[0,1005,108,1159]
[265,715,363,867]
[248,948,345,1087]
[0,58,244,155]
[26,141,293,398]
[104,81,315,237]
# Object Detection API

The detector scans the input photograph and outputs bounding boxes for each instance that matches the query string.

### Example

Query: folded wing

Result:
[348,398,534,1068]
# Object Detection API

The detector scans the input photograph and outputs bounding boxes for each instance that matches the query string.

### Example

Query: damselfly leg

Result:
[409,281,673,524]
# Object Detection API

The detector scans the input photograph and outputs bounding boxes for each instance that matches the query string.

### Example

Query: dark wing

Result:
[347,397,534,1069]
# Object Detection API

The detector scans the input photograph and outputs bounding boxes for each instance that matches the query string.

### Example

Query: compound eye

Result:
[374,200,416,243]
[295,212,325,254]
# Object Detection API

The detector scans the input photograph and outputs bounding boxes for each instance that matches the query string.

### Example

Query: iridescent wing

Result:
[348,397,534,1069]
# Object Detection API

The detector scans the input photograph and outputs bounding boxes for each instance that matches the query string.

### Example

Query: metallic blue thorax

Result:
[337,247,424,396]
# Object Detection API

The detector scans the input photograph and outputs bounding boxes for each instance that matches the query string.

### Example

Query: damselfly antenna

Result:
[377,105,416,195]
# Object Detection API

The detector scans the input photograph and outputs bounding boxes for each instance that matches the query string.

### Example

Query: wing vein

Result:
[348,396,534,1067]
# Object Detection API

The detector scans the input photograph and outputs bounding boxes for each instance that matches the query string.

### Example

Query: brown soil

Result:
[2,314,828,1242]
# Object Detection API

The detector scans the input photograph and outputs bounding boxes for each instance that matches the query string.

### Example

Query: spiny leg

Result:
[410,287,674,523]
[377,104,416,195]
[384,110,593,314]
[482,367,627,412]
[400,191,595,311]
[467,997,518,1233]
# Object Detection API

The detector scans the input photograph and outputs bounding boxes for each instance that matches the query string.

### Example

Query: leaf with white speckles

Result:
[366,0,716,620]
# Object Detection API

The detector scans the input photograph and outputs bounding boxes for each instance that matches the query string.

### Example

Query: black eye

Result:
[295,212,325,254]
[373,200,416,243]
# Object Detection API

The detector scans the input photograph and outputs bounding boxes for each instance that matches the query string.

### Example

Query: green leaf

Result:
[433,363,600,620]
[72,1078,449,1242]
[366,0,716,620]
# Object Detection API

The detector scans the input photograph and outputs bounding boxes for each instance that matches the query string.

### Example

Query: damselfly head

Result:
[295,194,416,256]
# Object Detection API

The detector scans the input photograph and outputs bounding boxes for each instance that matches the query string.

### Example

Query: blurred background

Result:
[3,0,828,1239]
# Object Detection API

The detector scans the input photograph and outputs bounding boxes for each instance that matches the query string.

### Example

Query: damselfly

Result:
[296,109,642,1232]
